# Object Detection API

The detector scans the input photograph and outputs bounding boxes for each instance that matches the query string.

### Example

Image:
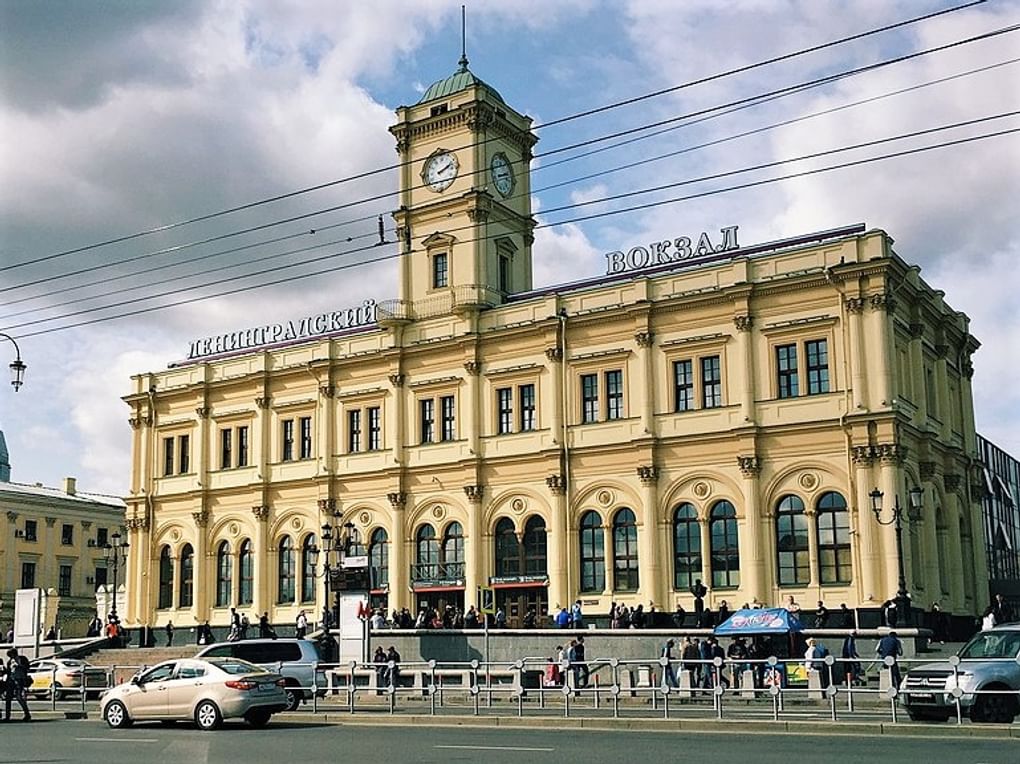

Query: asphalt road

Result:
[0,720,1016,764]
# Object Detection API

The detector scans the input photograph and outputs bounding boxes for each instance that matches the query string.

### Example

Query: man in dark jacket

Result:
[3,648,31,722]
[691,579,708,626]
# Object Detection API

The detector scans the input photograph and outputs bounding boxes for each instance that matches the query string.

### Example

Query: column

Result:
[878,445,904,601]
[845,297,868,410]
[5,512,18,595]
[192,509,209,622]
[635,331,655,434]
[733,316,755,423]
[388,373,406,464]
[42,517,57,593]
[805,509,820,589]
[967,500,989,611]
[464,485,484,608]
[699,514,712,589]
[464,361,481,454]
[254,395,271,472]
[386,493,408,613]
[318,383,336,475]
[195,404,210,486]
[908,322,927,421]
[943,476,965,611]
[852,447,879,603]
[252,505,270,616]
[934,343,951,441]
[738,456,765,604]
[868,293,895,407]
[919,470,940,600]
[637,466,664,608]
[546,476,569,609]
[545,347,564,441]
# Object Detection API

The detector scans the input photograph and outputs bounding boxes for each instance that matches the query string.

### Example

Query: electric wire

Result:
[0,1,989,273]
[8,123,1016,339]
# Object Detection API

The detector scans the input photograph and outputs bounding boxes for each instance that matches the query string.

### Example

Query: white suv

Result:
[195,639,325,711]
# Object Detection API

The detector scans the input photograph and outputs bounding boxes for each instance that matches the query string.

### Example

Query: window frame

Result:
[578,511,605,593]
[775,494,810,586]
[580,373,599,424]
[709,500,740,589]
[281,419,295,462]
[816,491,852,584]
[299,415,313,459]
[216,541,233,608]
[58,564,73,597]
[673,359,695,412]
[348,408,362,453]
[432,251,449,289]
[605,369,624,420]
[611,507,639,592]
[672,503,701,591]
[805,338,830,395]
[497,387,513,435]
[519,383,536,431]
[701,355,723,409]
[776,343,799,399]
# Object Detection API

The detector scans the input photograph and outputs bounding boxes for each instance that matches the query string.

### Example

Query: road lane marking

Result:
[75,738,160,743]
[436,745,555,752]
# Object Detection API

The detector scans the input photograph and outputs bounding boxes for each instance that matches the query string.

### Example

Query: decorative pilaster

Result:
[851,445,875,464]
[877,443,907,465]
[634,331,654,347]
[251,505,270,521]
[545,474,567,495]
[544,347,563,362]
[919,461,938,480]
[944,474,963,494]
[870,293,896,313]
[192,510,209,527]
[463,361,481,376]
[317,498,337,514]
[319,385,336,399]
[388,373,405,387]
[195,406,210,419]
[386,492,407,510]
[44,516,57,527]
[255,396,270,409]
[737,455,762,476]
[732,315,753,332]
[463,484,484,503]
[845,297,865,313]
[637,465,659,485]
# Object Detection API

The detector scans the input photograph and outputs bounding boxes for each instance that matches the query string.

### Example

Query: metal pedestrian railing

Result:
[26,653,1020,726]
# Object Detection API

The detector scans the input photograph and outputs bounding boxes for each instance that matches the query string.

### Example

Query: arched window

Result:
[178,544,194,608]
[710,500,740,588]
[158,545,174,609]
[816,492,851,584]
[415,524,438,581]
[612,508,639,592]
[672,503,701,590]
[579,511,605,593]
[369,529,389,590]
[443,522,465,578]
[215,541,232,607]
[238,539,253,605]
[301,533,317,603]
[277,535,295,604]
[776,495,809,586]
[523,516,547,576]
[494,518,520,577]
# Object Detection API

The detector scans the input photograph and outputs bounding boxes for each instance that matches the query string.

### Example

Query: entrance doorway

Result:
[496,586,549,628]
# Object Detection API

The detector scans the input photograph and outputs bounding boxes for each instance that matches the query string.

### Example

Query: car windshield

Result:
[208,658,270,675]
[959,631,1020,659]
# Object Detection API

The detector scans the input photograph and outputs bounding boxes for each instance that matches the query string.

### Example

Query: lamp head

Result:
[869,488,883,519]
[9,357,26,391]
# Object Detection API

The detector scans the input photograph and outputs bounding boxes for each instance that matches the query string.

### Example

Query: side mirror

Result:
[130,676,142,686]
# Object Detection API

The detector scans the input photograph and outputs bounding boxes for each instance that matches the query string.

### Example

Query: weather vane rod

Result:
[458,4,468,71]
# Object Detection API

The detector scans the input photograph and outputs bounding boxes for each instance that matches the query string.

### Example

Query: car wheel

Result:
[284,685,301,712]
[245,709,272,728]
[194,699,223,731]
[104,700,133,729]
[52,682,65,701]
[972,688,1017,723]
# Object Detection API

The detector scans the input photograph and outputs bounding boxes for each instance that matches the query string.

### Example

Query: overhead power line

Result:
[0,1,987,273]
[8,120,1017,339]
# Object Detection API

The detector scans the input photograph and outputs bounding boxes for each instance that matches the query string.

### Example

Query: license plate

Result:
[910,693,935,702]
[258,684,277,693]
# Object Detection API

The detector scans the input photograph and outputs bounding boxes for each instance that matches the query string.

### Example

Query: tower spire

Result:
[457,4,469,72]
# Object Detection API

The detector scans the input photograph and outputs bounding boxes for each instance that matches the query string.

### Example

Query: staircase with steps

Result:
[83,645,206,685]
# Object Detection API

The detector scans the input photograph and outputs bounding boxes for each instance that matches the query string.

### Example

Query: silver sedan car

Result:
[100,657,288,731]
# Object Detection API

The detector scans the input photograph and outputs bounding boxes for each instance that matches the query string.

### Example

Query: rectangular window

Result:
[776,343,798,398]
[440,395,456,441]
[673,359,694,412]
[21,561,36,589]
[61,523,74,545]
[299,416,312,459]
[94,566,108,589]
[220,428,232,469]
[58,564,72,596]
[925,365,937,415]
[497,387,513,434]
[367,406,381,450]
[805,339,830,395]
[24,519,37,542]
[432,252,448,288]
[237,426,249,467]
[96,527,108,547]
[420,399,435,444]
[178,434,190,474]
[499,254,511,293]
[519,384,536,431]
[701,355,722,408]
[581,373,599,423]
[348,409,362,453]
[605,369,624,420]
[163,436,174,476]
[282,419,295,461]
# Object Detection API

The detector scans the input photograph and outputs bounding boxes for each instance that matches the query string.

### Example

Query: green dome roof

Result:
[418,56,504,105]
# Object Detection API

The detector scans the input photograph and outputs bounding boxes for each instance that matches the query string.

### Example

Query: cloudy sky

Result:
[0,0,1018,496]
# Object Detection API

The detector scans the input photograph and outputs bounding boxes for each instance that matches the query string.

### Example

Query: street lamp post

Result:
[309,517,360,632]
[870,485,923,626]
[103,531,129,623]
[0,332,27,391]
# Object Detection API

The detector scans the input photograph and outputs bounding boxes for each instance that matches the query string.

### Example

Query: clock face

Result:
[490,152,515,197]
[423,150,459,192]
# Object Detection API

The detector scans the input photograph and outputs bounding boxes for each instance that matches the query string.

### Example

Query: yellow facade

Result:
[123,64,986,629]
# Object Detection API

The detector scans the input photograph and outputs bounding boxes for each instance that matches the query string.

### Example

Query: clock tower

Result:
[389,54,537,316]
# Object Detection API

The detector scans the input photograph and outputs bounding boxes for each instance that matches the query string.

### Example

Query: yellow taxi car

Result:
[100,657,288,730]
[28,658,108,700]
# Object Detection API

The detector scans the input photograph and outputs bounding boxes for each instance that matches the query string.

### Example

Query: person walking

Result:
[385,645,401,687]
[570,600,585,630]
[3,648,31,722]
[841,631,862,685]
[295,610,309,639]
[164,620,174,646]
[571,636,589,689]
[814,601,830,628]
[876,630,904,688]
[661,638,678,687]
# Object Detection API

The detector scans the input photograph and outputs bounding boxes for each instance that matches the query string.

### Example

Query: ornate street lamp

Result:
[103,531,129,623]
[0,332,26,391]
[870,485,924,626]
[313,516,361,630]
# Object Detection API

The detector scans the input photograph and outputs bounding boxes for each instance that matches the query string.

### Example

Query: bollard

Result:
[611,682,621,718]
[349,661,357,715]
[771,683,781,721]
[429,660,437,716]
[312,662,318,713]
[845,671,854,713]
[827,684,838,721]
[50,666,58,711]
[807,668,823,700]
[949,655,964,725]
[562,682,571,718]
[661,682,670,720]
[679,668,692,699]
[740,669,755,700]
[593,673,600,710]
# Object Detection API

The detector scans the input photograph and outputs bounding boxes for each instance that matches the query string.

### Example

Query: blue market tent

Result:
[713,608,804,636]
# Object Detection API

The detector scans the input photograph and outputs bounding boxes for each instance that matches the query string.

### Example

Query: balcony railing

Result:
[411,561,466,586]
[377,285,504,324]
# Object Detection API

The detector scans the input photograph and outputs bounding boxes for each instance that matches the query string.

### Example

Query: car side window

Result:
[176,665,206,679]
[142,663,176,683]
[234,644,265,663]
[201,645,232,658]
